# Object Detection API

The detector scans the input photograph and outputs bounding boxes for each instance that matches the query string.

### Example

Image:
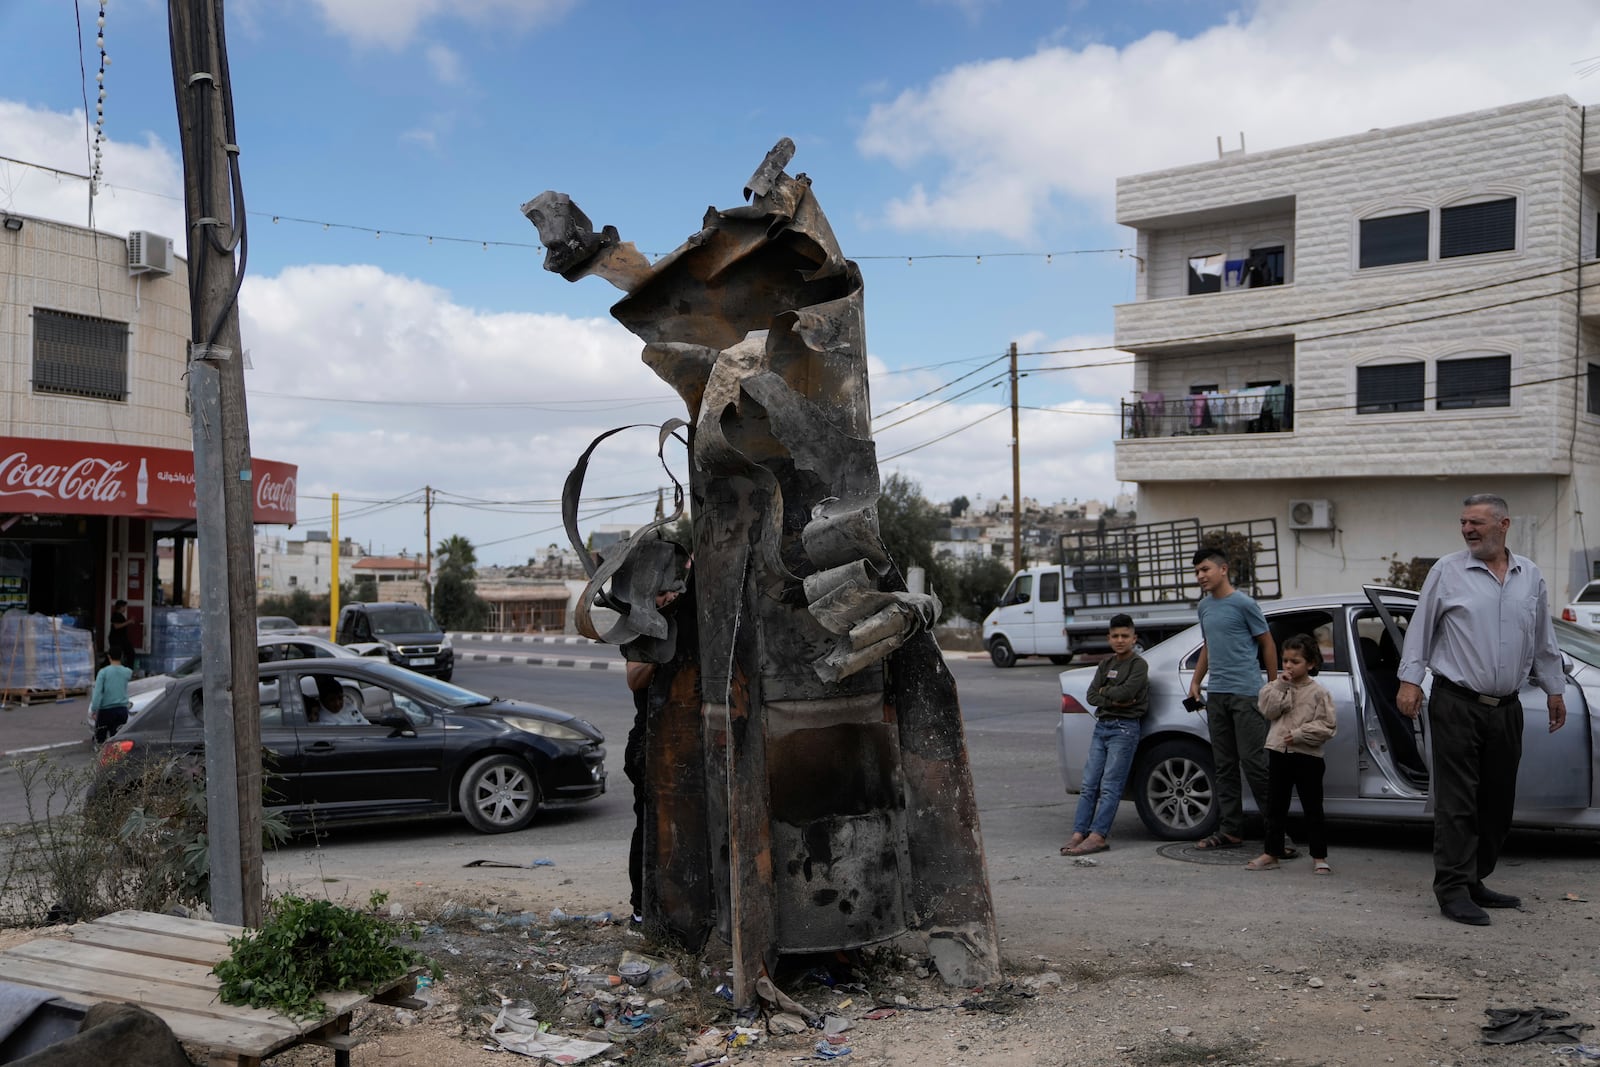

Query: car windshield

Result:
[1575,584,1600,604]
[369,608,438,635]
[258,617,297,630]
[1556,618,1600,667]
[347,660,489,708]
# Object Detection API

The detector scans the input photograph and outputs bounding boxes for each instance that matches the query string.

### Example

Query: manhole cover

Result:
[1157,841,1301,866]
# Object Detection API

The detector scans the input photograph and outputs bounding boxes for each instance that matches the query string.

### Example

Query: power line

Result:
[879,408,1008,462]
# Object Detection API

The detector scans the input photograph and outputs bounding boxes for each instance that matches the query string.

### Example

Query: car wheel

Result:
[438,667,453,682]
[988,637,1017,668]
[458,755,540,833]
[1047,654,1073,665]
[1133,739,1218,840]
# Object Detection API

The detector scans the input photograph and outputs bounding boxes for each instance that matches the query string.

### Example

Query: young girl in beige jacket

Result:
[1245,633,1338,873]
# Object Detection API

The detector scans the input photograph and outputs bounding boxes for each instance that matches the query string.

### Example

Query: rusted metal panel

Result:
[528,140,1000,1003]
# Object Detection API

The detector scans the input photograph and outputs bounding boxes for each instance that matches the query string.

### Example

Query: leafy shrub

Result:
[213,893,434,1019]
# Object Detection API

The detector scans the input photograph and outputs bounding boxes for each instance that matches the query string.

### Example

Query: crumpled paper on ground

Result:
[489,1001,613,1062]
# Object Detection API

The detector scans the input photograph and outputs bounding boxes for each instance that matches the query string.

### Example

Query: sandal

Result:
[1067,837,1110,856]
[1195,833,1244,850]
[1244,855,1280,871]
[1314,860,1332,875]
[1059,833,1086,856]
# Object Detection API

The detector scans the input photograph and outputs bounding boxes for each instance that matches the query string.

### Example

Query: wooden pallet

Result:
[0,686,87,707]
[0,910,423,1066]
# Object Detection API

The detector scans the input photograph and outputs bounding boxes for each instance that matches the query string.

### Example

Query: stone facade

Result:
[1113,96,1600,599]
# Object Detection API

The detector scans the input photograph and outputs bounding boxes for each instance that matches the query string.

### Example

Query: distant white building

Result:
[1114,95,1600,598]
[254,531,362,597]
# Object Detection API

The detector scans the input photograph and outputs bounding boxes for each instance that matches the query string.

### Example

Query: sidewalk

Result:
[0,693,91,759]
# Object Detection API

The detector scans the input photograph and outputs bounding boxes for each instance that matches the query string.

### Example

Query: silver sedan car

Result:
[1057,586,1598,840]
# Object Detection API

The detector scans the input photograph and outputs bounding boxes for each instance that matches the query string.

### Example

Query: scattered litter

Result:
[549,908,614,925]
[1565,892,1589,903]
[1553,1043,1600,1061]
[489,1001,613,1061]
[768,1012,808,1035]
[463,858,556,869]
[714,984,734,1002]
[415,974,434,990]
[1413,992,1457,1001]
[810,1039,853,1059]
[1072,857,1099,867]
[756,975,817,1023]
[861,1008,897,1021]
[1021,971,1062,993]
[730,1026,764,1048]
[1481,1006,1594,1045]
[835,998,853,1011]
[685,1027,726,1062]
[823,1015,852,1036]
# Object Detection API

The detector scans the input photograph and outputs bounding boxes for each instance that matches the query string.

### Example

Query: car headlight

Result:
[440,634,453,649]
[504,717,590,741]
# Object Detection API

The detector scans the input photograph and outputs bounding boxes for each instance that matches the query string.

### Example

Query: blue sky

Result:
[3,0,1599,564]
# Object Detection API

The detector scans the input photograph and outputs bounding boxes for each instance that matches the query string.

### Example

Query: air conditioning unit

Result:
[127,230,173,276]
[1288,499,1334,531]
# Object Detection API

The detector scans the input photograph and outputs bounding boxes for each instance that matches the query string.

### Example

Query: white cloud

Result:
[859,0,1600,237]
[0,101,185,240]
[306,0,576,49]
[238,263,689,558]
[424,43,463,84]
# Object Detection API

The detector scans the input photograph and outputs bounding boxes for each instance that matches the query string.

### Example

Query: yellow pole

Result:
[329,492,340,641]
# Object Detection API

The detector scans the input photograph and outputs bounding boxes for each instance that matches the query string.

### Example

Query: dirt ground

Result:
[226,844,1600,1067]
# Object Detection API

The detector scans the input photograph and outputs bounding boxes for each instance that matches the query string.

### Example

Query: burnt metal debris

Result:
[524,140,1001,1007]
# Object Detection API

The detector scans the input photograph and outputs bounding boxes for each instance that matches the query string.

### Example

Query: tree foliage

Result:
[433,535,489,631]
[877,473,943,577]
[931,553,1014,625]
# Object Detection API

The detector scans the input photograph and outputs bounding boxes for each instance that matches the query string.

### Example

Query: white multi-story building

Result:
[1114,95,1600,599]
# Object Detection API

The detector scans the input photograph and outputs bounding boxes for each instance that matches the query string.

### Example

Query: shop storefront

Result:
[0,434,296,663]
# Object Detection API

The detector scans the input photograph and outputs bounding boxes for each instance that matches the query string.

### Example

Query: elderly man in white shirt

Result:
[1398,493,1565,927]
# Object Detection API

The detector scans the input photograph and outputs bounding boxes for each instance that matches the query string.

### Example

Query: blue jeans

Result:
[1073,717,1141,838]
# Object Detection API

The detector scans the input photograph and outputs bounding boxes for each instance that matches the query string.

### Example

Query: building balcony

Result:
[1122,387,1293,440]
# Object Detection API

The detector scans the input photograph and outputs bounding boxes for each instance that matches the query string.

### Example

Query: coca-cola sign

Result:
[0,436,296,524]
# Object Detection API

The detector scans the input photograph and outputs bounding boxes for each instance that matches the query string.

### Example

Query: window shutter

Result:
[1359,212,1429,268]
[1436,355,1510,409]
[1439,198,1516,258]
[1356,363,1425,413]
[32,309,130,401]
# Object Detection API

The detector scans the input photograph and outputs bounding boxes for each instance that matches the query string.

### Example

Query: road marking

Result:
[1,739,86,762]
[458,652,624,672]
[449,633,600,646]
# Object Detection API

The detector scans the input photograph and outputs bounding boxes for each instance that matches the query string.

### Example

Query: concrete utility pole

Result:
[424,486,433,612]
[169,0,261,927]
[1009,341,1022,570]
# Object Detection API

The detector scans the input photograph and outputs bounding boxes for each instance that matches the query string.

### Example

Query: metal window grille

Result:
[32,308,129,401]
[1356,362,1425,413]
[1439,198,1516,259]
[1358,212,1429,268]
[1436,355,1510,410]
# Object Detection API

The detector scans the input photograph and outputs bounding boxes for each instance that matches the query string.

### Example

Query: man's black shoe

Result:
[1469,885,1521,909]
[1439,898,1492,926]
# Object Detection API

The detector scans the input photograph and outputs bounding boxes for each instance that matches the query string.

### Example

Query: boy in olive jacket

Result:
[1061,614,1149,856]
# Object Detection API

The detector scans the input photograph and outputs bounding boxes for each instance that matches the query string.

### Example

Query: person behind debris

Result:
[90,646,133,744]
[1186,547,1280,853]
[1397,493,1565,926]
[623,579,685,926]
[1245,633,1337,873]
[1061,614,1148,857]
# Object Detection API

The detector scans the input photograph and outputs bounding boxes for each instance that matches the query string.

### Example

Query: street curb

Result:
[449,633,599,646]
[456,652,624,673]
[1,739,88,763]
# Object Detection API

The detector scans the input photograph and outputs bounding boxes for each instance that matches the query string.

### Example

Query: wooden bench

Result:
[0,910,423,1066]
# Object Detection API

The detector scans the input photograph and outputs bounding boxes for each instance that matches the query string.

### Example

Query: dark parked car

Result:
[336,601,454,680]
[100,659,605,833]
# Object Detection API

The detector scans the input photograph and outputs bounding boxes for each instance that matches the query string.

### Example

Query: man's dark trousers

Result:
[1429,685,1523,903]
[1207,692,1271,840]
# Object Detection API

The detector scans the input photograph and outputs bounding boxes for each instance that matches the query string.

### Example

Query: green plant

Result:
[213,894,435,1019]
[1376,552,1432,591]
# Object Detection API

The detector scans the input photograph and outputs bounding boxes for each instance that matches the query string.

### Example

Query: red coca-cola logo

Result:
[256,470,296,513]
[0,451,127,504]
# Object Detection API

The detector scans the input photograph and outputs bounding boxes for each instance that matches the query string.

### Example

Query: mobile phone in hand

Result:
[1182,696,1206,712]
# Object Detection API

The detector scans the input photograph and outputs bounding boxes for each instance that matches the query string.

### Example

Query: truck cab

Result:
[981,566,1069,668]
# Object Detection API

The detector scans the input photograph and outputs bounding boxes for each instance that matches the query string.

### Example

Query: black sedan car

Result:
[100,659,606,833]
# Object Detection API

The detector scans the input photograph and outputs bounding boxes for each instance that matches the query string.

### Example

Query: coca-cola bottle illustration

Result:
[136,458,149,506]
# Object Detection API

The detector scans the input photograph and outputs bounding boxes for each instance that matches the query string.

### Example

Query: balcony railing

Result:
[1121,386,1293,439]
